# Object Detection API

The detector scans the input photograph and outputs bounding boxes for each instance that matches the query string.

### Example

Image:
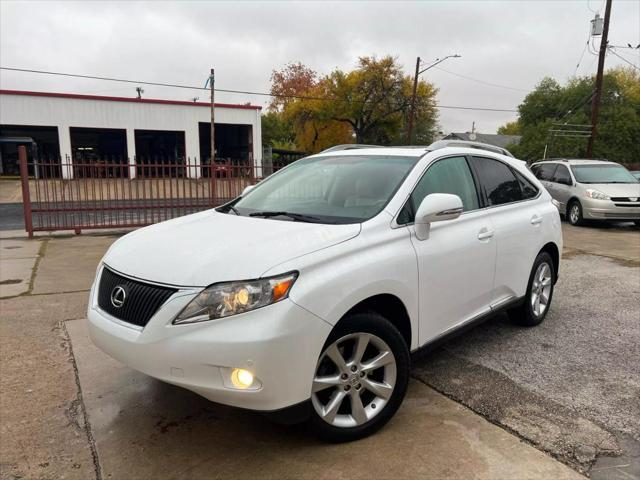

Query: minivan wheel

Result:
[568,200,584,226]
[508,252,555,327]
[309,313,410,442]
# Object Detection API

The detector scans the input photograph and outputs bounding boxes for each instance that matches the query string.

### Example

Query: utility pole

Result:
[586,0,613,158]
[406,57,421,144]
[209,68,215,163]
[406,54,461,144]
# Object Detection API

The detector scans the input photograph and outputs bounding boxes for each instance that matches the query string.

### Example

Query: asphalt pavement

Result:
[0,203,23,230]
[413,228,640,479]
[0,219,638,479]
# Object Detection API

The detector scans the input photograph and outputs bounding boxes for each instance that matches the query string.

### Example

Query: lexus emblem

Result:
[110,285,127,308]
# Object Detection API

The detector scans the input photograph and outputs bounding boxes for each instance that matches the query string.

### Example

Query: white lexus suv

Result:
[88,144,562,442]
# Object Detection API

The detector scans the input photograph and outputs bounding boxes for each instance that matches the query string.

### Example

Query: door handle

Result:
[477,229,494,240]
[531,215,543,225]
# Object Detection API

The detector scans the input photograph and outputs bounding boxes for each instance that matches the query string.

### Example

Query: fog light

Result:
[231,368,254,389]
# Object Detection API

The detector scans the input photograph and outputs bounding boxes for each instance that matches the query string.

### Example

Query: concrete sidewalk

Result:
[0,233,586,479]
[0,237,42,297]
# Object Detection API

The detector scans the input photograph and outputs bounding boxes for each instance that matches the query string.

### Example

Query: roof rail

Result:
[321,144,383,153]
[538,158,613,163]
[427,140,515,158]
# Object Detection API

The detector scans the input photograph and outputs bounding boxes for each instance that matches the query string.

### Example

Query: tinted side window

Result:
[513,170,539,199]
[472,156,523,206]
[537,163,558,181]
[553,164,572,184]
[399,156,479,223]
[530,165,541,177]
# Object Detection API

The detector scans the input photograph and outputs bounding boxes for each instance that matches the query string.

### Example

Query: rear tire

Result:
[508,252,555,327]
[308,313,410,442]
[568,200,584,226]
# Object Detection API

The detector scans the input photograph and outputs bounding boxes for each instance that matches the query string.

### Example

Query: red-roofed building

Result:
[0,89,262,178]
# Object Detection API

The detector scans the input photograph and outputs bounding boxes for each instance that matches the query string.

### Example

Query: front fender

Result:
[262,222,420,350]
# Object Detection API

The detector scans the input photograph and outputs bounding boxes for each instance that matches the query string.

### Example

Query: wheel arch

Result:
[566,196,581,217]
[336,294,412,349]
[539,242,560,283]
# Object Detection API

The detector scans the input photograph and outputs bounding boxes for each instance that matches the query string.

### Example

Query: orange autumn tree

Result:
[269,63,352,152]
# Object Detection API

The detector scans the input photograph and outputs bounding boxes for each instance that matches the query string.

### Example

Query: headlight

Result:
[585,189,609,200]
[173,271,298,324]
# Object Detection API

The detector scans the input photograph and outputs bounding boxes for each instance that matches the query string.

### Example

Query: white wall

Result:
[0,92,262,178]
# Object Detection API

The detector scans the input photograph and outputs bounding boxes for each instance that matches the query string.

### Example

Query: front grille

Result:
[97,267,178,327]
[611,197,640,203]
[614,203,640,207]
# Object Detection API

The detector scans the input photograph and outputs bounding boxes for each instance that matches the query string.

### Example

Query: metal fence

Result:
[17,146,283,237]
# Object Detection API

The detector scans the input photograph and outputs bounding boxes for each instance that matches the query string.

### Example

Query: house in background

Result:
[443,132,521,150]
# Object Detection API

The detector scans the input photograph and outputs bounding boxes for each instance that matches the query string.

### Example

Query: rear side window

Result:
[471,156,522,206]
[513,170,539,199]
[398,156,479,224]
[530,165,541,177]
[536,163,558,181]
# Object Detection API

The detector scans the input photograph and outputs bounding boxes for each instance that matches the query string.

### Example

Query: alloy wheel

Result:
[531,262,552,317]
[570,204,580,224]
[312,332,397,428]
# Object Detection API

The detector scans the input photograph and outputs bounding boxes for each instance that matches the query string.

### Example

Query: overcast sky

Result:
[1,0,639,134]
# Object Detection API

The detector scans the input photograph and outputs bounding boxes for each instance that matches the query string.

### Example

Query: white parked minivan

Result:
[88,144,562,442]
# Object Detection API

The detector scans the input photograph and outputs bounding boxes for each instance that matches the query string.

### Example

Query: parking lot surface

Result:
[0,221,638,479]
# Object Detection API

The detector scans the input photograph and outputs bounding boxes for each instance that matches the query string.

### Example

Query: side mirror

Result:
[414,193,463,240]
[242,185,255,196]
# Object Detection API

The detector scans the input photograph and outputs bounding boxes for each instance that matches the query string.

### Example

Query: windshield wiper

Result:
[249,211,322,222]
[228,205,241,215]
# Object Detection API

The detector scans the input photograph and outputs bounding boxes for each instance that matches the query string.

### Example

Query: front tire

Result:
[508,252,555,327]
[309,313,410,442]
[568,200,584,226]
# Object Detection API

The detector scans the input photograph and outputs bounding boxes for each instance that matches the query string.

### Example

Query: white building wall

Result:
[0,92,262,179]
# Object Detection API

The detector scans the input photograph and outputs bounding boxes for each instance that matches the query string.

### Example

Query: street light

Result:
[406,54,461,144]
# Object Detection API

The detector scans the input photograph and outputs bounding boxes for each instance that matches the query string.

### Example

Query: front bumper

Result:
[87,270,332,411]
[582,198,640,221]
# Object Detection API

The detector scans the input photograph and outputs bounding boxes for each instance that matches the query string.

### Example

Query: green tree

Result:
[503,68,640,163]
[313,56,438,145]
[497,121,521,135]
[261,111,296,150]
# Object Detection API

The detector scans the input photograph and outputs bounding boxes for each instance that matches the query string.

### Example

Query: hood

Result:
[586,183,640,198]
[103,210,361,287]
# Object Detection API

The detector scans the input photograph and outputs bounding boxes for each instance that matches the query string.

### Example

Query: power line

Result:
[432,66,527,92]
[557,90,596,121]
[609,44,640,49]
[608,47,640,70]
[587,0,605,14]
[574,38,591,76]
[0,66,518,113]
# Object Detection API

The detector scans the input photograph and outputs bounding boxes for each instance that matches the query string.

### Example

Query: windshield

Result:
[231,154,419,224]
[570,164,638,184]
